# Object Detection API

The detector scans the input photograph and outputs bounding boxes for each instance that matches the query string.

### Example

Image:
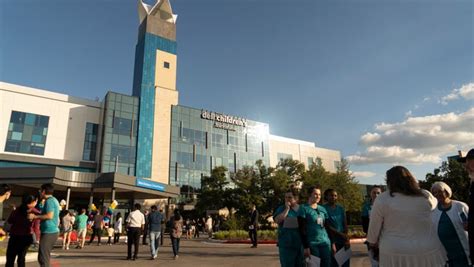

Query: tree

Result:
[276,158,306,183]
[300,158,331,201]
[420,159,469,203]
[329,159,363,212]
[300,158,363,212]
[230,165,264,217]
[195,166,229,213]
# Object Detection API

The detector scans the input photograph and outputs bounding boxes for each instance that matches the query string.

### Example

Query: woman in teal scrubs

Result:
[323,189,350,267]
[273,189,304,267]
[298,186,333,267]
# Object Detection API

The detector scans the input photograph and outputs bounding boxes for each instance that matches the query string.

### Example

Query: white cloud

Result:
[348,108,474,165]
[351,171,376,178]
[460,83,474,100]
[440,82,474,105]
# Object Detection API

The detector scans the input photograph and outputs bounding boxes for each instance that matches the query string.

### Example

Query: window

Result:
[5,111,49,155]
[277,153,293,162]
[112,117,133,136]
[111,144,136,164]
[82,123,98,161]
[164,61,170,69]
[307,157,314,167]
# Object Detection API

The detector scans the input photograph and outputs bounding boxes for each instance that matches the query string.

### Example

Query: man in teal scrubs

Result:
[28,184,60,267]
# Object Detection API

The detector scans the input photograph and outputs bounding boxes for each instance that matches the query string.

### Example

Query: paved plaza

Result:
[21,236,371,267]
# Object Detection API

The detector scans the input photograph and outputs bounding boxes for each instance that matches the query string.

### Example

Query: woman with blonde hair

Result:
[431,181,470,266]
[367,166,446,266]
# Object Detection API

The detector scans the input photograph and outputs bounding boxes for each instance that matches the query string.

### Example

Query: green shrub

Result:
[221,217,245,231]
[213,229,277,240]
[258,230,277,240]
[213,231,227,240]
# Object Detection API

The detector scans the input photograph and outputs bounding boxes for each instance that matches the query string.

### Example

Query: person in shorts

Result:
[75,209,88,249]
[61,210,75,250]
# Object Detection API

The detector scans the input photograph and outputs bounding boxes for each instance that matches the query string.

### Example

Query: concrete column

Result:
[89,188,94,210]
[65,187,71,210]
[111,188,116,202]
[110,188,116,222]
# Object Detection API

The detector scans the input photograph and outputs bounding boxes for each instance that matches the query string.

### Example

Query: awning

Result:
[0,166,180,199]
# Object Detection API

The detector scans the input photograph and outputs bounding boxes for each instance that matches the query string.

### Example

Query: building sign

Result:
[201,110,248,130]
[136,178,165,192]
[213,121,237,131]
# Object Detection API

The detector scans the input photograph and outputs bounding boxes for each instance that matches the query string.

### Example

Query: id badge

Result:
[316,216,323,226]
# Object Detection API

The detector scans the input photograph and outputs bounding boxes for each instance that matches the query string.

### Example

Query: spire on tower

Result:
[138,0,177,24]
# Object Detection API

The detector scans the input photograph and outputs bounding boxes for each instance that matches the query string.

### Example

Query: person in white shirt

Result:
[205,216,213,239]
[367,166,447,267]
[113,212,123,244]
[126,203,145,260]
[431,181,470,266]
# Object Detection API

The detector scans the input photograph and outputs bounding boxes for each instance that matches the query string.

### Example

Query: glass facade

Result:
[4,111,49,155]
[170,105,270,190]
[99,92,139,175]
[82,122,98,161]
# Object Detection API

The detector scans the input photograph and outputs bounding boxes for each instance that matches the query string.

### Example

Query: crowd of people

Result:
[0,148,473,267]
[272,148,474,267]
[0,182,230,267]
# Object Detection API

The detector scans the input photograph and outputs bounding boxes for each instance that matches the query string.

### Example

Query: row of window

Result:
[178,126,265,156]
[278,153,340,170]
[4,111,98,161]
[5,111,49,155]
[83,123,98,161]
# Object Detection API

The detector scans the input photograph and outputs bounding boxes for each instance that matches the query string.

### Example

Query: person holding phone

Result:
[273,188,303,267]
[431,181,470,266]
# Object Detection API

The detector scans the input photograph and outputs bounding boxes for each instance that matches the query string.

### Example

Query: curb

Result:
[207,238,366,245]
[349,238,366,244]
[224,240,276,244]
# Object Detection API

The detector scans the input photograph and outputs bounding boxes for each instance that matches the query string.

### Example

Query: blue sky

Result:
[1,0,473,184]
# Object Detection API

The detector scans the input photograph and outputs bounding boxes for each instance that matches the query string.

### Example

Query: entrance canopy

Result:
[0,166,180,199]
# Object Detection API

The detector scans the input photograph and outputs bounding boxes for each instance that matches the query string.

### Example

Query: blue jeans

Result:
[149,231,161,257]
[171,236,180,256]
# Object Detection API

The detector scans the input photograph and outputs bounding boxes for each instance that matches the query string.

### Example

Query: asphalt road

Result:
[23,237,372,267]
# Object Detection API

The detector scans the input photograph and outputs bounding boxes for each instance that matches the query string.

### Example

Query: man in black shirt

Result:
[248,204,259,248]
